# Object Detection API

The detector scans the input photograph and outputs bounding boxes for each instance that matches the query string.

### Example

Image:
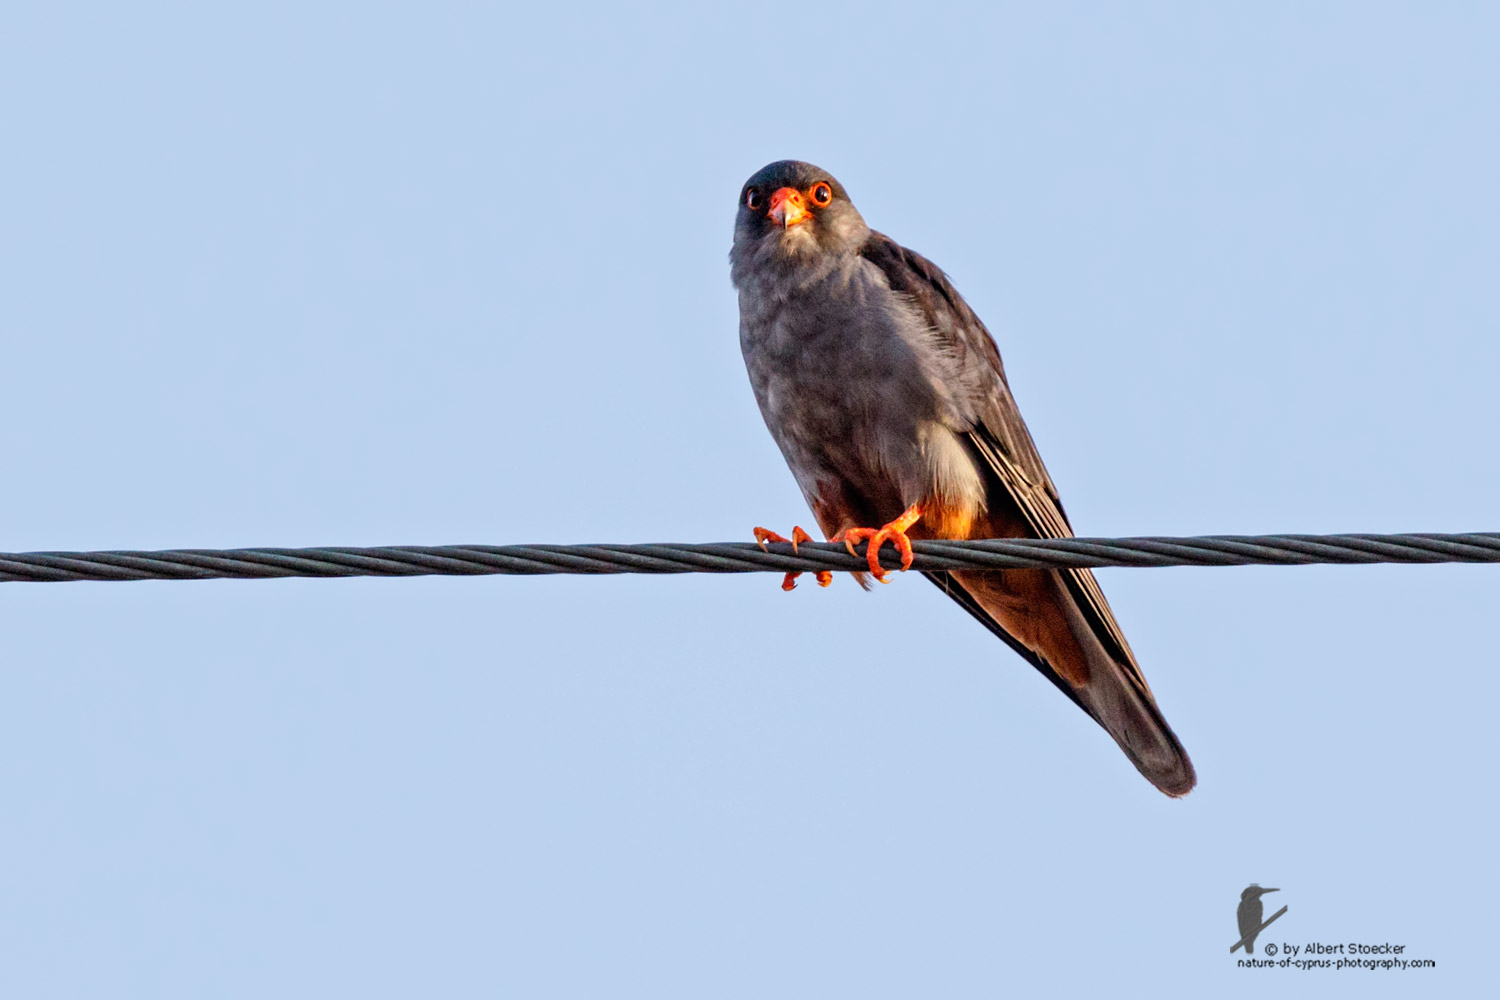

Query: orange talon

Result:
[829,527,867,557]
[840,503,924,583]
[753,525,819,592]
[754,526,791,551]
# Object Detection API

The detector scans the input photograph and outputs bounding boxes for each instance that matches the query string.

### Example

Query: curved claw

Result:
[833,527,868,558]
[836,504,924,582]
[753,526,789,552]
[753,525,813,553]
[752,524,819,591]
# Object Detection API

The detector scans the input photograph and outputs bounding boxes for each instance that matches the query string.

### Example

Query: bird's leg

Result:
[752,525,829,591]
[832,503,924,583]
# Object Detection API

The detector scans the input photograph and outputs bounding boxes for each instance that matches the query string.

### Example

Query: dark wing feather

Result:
[860,232,1153,699]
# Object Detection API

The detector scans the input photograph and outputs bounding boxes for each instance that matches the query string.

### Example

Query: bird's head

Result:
[730,160,869,286]
[1241,885,1279,901]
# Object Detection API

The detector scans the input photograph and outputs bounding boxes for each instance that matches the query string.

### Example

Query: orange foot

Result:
[832,503,924,583]
[753,525,833,591]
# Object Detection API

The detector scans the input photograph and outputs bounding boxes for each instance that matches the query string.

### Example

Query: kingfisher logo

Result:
[1231,884,1287,953]
[1227,884,1434,971]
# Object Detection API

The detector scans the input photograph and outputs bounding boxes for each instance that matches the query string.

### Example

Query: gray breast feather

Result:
[738,252,986,516]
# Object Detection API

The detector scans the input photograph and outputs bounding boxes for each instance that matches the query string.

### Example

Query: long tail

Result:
[927,567,1196,797]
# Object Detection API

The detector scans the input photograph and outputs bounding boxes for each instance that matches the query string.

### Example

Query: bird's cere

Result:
[768,187,808,227]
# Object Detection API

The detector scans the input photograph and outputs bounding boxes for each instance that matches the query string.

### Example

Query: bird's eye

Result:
[810,182,833,207]
[745,187,763,211]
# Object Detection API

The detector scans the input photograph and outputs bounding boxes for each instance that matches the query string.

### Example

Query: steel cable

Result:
[3,532,1500,584]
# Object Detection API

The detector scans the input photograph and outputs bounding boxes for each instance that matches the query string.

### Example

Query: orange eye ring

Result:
[745,187,764,211]
[810,182,833,207]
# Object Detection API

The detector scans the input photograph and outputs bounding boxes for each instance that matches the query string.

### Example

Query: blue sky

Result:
[3,2,1495,996]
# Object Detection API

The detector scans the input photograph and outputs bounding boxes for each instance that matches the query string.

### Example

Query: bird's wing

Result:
[859,231,1152,700]
[1237,901,1262,942]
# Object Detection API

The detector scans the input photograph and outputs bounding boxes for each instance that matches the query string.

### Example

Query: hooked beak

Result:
[768,187,809,228]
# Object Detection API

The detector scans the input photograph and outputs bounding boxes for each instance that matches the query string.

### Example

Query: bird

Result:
[730,159,1195,796]
[1236,885,1279,953]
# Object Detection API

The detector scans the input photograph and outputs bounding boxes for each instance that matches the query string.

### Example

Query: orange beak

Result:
[768,187,810,228]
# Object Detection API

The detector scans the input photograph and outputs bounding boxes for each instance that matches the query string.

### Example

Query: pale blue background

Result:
[3,2,1495,996]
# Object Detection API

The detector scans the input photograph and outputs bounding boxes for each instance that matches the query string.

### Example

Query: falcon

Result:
[731,159,1195,796]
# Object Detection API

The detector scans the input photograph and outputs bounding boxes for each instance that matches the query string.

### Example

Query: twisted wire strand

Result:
[3,532,1500,584]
